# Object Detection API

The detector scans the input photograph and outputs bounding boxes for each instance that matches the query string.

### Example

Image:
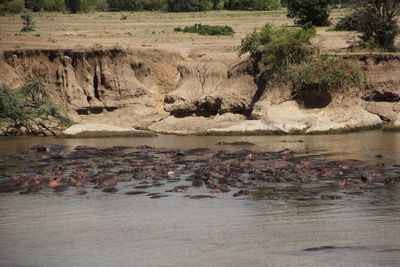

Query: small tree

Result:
[357,0,400,50]
[65,0,81,13]
[20,9,35,32]
[287,0,331,26]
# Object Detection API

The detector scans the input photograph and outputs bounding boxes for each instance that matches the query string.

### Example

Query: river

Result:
[0,131,400,267]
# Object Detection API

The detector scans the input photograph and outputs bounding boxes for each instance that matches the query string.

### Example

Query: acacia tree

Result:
[357,0,400,49]
[287,0,331,26]
[0,82,72,136]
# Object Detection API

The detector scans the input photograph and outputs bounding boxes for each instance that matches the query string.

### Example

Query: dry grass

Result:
[0,9,358,55]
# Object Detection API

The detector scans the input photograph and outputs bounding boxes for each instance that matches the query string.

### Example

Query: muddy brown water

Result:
[0,131,400,267]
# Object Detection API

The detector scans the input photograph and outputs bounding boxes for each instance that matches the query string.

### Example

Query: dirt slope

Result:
[1,48,400,135]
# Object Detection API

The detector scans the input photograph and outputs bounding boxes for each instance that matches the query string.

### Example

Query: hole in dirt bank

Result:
[105,107,118,112]
[296,90,332,109]
[76,107,105,115]
[170,109,220,118]
[363,91,400,102]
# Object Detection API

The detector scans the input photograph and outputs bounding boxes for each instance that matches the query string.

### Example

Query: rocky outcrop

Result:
[345,54,400,122]
[208,102,382,135]
[394,113,400,127]
[62,123,156,138]
[163,59,257,117]
[148,113,246,135]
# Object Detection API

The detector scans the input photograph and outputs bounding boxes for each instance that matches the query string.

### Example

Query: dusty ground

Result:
[0,9,357,56]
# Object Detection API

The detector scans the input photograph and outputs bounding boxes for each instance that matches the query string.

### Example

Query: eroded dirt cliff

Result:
[1,48,399,135]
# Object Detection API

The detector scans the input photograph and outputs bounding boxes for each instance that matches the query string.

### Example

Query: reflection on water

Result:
[1,130,400,163]
[0,131,400,266]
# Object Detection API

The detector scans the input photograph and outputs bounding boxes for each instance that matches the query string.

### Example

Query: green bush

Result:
[25,0,43,11]
[0,82,72,136]
[65,0,80,13]
[224,0,281,10]
[80,0,107,12]
[24,0,66,11]
[357,0,399,50]
[287,0,331,26]
[334,11,361,31]
[21,8,35,31]
[174,24,235,36]
[0,0,24,13]
[107,0,163,11]
[239,24,316,75]
[43,0,66,11]
[164,0,211,12]
[291,55,363,94]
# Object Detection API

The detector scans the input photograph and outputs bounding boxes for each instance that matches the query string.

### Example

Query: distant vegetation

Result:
[224,0,280,10]
[287,0,331,26]
[0,82,72,136]
[0,0,282,13]
[334,0,400,51]
[334,11,361,31]
[174,24,234,36]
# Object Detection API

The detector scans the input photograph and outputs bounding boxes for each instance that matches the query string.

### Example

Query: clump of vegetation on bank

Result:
[239,23,316,76]
[239,24,363,102]
[0,82,73,136]
[174,24,234,36]
[291,55,363,94]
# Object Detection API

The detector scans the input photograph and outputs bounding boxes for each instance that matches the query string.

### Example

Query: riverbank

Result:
[1,10,400,136]
[1,48,400,136]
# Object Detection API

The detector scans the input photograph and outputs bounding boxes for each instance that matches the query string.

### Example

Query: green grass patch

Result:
[174,23,235,36]
[291,55,363,94]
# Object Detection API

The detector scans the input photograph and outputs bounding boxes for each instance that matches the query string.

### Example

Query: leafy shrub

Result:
[0,82,72,136]
[291,55,363,95]
[174,24,235,36]
[21,9,35,32]
[357,0,400,50]
[24,0,66,11]
[239,24,363,108]
[107,0,163,11]
[25,0,43,11]
[334,11,362,31]
[43,0,66,11]
[0,0,24,14]
[239,24,316,75]
[224,0,281,10]
[164,0,211,12]
[65,0,81,13]
[79,0,107,12]
[287,0,331,26]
